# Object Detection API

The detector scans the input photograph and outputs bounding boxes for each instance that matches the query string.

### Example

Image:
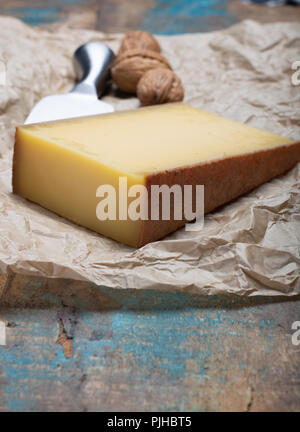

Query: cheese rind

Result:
[13,103,300,247]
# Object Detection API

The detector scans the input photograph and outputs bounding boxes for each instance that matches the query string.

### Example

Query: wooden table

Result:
[0,0,300,32]
[0,0,300,412]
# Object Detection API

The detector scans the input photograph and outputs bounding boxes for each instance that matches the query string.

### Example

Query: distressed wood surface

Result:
[0,274,300,411]
[0,0,300,412]
[0,0,300,33]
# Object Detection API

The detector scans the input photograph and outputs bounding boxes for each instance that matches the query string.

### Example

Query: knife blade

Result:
[25,41,115,125]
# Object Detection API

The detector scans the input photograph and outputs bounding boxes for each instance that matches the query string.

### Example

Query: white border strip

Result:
[0,315,6,346]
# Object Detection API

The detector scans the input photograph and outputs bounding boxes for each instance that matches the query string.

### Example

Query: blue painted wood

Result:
[0,7,60,26]
[0,0,298,35]
[0,0,89,27]
[0,0,237,33]
[0,275,300,411]
[141,0,237,34]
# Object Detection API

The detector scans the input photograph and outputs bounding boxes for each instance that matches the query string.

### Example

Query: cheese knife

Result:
[25,42,115,125]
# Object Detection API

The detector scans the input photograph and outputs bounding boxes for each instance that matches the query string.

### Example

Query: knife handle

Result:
[71,42,115,98]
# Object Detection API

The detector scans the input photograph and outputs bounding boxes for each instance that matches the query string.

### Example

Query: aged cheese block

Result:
[13,104,300,247]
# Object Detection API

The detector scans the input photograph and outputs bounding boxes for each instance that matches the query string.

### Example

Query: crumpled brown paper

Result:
[0,16,299,296]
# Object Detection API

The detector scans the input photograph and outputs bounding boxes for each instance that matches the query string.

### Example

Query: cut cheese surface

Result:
[21,104,292,175]
[13,103,300,247]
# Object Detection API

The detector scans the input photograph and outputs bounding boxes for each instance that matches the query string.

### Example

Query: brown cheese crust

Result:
[138,141,300,247]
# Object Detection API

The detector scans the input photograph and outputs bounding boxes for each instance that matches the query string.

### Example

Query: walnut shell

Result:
[111,49,171,94]
[118,30,161,55]
[137,68,184,106]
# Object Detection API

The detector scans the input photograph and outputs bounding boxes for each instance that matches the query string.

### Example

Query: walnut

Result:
[111,49,171,94]
[118,30,161,55]
[137,68,184,106]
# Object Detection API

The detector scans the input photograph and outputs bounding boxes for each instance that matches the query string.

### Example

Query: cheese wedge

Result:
[13,104,300,247]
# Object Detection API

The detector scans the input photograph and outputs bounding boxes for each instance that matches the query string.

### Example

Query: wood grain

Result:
[0,0,299,32]
[0,273,300,411]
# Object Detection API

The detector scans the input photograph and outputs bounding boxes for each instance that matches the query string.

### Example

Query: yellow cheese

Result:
[13,103,300,247]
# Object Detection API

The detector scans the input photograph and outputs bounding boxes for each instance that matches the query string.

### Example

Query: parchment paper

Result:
[0,16,299,296]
